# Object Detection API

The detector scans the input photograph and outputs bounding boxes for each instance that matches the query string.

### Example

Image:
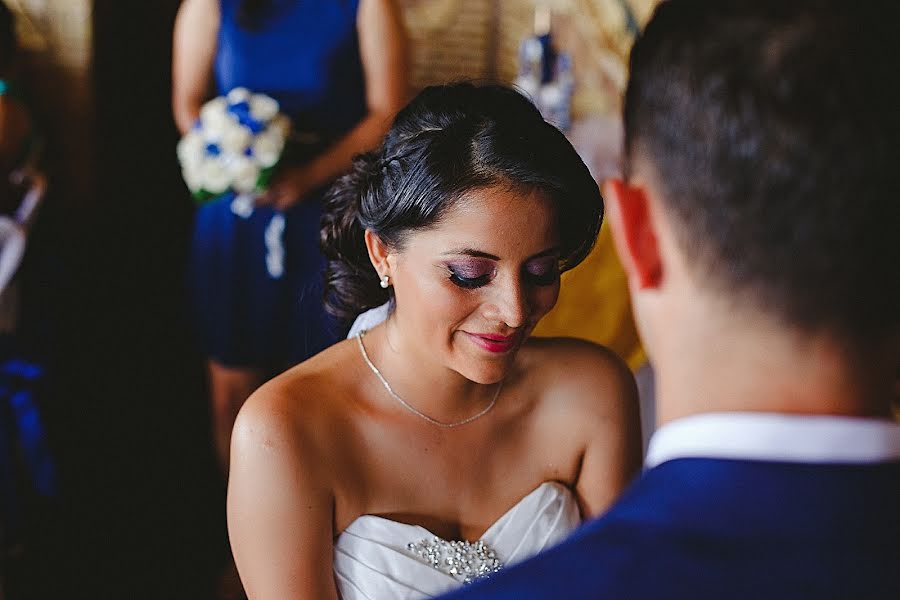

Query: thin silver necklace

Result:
[356,330,503,428]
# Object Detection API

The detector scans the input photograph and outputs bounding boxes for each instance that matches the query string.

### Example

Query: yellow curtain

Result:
[533,221,645,371]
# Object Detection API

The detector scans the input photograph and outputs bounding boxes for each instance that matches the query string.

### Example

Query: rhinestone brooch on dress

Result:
[406,537,503,584]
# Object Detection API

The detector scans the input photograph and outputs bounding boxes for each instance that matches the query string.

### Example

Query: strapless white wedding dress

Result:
[333,482,580,599]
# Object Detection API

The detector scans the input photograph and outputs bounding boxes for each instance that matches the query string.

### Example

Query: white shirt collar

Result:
[645,412,900,468]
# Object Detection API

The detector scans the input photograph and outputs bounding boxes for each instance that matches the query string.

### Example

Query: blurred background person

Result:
[0,3,52,597]
[172,0,408,474]
[0,0,40,222]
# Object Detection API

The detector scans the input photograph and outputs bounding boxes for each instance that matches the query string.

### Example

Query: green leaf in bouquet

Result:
[192,188,220,205]
[252,136,326,194]
[255,164,277,191]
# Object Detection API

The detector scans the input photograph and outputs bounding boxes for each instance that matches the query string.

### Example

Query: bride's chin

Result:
[455,356,516,386]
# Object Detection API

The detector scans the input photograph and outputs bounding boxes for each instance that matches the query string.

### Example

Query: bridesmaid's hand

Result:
[257,165,313,211]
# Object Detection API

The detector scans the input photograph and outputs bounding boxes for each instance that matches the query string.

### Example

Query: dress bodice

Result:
[333,482,581,599]
[215,0,366,135]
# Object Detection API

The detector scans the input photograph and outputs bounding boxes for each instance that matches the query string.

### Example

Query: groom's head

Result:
[605,0,898,373]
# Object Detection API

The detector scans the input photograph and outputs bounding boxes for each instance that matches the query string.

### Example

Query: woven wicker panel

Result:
[400,0,496,90]
[496,0,662,117]
[400,0,660,115]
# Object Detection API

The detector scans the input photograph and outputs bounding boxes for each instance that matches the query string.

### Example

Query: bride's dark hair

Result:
[320,82,603,324]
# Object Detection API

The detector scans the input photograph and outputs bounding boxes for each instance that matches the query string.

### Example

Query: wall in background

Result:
[401,0,661,116]
[8,0,94,205]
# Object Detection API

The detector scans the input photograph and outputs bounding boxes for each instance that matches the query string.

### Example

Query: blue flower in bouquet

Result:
[177,87,291,203]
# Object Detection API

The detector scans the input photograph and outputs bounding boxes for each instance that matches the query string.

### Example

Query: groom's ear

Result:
[603,178,662,290]
[364,229,393,278]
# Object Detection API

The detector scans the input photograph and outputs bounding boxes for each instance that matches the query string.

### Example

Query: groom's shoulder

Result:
[445,473,900,599]
[440,507,655,599]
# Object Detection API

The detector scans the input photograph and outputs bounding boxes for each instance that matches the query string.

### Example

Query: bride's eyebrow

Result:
[441,248,499,260]
[440,247,560,260]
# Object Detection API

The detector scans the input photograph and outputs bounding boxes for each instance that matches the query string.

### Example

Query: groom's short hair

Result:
[624,0,899,345]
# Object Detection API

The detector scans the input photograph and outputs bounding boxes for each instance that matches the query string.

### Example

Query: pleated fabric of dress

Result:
[333,482,580,599]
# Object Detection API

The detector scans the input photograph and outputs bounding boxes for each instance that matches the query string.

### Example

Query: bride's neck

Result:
[362,321,497,422]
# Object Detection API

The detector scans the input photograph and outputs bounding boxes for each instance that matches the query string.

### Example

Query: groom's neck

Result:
[651,314,896,427]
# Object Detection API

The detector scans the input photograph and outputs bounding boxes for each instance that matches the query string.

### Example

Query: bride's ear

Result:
[364,229,393,280]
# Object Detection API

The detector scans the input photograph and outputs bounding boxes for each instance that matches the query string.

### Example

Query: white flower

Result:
[220,122,253,155]
[230,156,261,193]
[227,87,251,104]
[252,131,284,168]
[202,125,228,148]
[200,160,230,194]
[182,162,205,193]
[200,97,229,132]
[176,130,206,170]
[249,94,280,122]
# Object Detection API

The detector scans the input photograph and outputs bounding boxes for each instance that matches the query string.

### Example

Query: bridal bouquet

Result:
[177,87,291,206]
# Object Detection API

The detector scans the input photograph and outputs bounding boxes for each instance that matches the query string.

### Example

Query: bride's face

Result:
[388,185,561,384]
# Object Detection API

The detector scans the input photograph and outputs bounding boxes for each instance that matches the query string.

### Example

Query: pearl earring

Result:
[380,275,390,289]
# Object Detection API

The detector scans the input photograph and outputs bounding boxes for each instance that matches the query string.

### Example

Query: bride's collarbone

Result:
[326,350,582,539]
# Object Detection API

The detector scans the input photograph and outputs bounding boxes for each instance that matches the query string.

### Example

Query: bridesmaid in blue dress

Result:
[172,0,408,472]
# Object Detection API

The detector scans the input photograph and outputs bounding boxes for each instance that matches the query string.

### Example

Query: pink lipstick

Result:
[465,332,519,353]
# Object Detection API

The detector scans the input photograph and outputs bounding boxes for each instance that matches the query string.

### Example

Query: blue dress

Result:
[191,0,366,369]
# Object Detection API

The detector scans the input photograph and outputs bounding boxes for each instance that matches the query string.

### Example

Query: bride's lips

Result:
[464,331,520,353]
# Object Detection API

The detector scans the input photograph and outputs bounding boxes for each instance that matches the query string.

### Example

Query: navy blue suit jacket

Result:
[442,459,900,599]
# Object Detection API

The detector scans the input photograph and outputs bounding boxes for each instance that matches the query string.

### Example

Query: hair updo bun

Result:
[320,82,603,325]
[320,151,388,323]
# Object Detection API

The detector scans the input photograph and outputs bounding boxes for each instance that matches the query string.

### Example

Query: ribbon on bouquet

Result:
[230,193,285,280]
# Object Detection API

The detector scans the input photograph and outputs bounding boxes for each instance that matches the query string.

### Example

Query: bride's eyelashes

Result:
[446,260,495,289]
[444,258,560,290]
[449,272,492,289]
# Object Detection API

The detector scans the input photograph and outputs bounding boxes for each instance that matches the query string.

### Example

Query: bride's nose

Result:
[484,274,530,329]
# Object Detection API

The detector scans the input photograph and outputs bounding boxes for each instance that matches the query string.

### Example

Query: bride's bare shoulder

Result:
[523,336,633,384]
[520,336,638,415]
[232,338,360,458]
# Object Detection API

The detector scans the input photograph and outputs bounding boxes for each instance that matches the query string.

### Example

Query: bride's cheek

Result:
[415,277,479,323]
[531,285,561,323]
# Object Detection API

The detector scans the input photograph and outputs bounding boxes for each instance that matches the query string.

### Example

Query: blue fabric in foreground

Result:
[442,457,900,600]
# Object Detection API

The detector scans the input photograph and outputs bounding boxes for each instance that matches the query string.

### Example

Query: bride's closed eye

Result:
[446,259,496,289]
[524,257,560,287]
[444,256,560,290]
